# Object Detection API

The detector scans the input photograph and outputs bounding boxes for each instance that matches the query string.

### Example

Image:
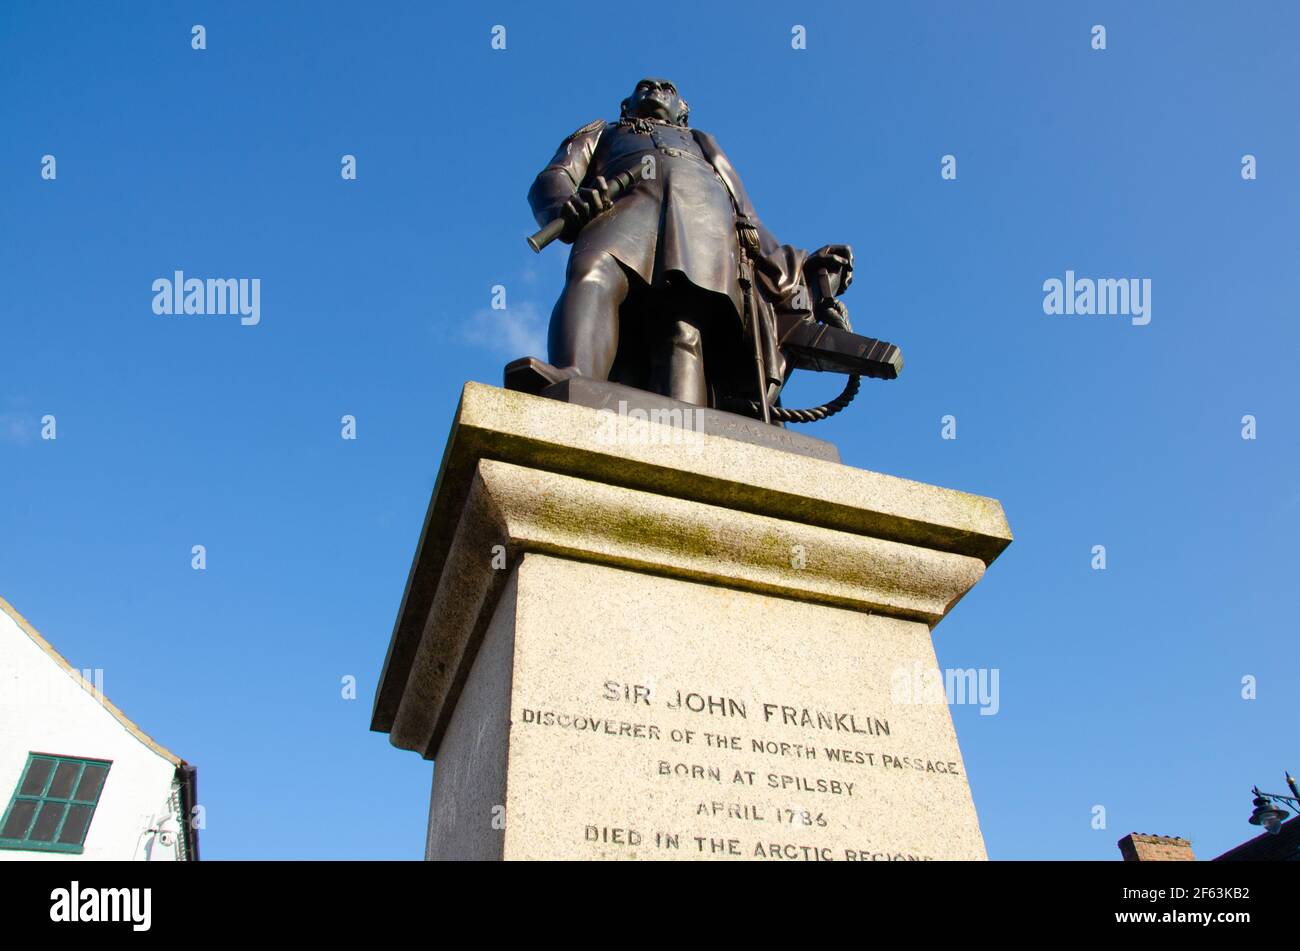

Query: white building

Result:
[0,596,198,860]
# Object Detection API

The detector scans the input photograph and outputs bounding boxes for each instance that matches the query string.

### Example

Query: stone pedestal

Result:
[371,382,1011,861]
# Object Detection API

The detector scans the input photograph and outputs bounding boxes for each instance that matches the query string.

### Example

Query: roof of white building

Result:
[0,596,185,767]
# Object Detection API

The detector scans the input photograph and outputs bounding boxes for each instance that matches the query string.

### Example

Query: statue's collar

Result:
[617,115,679,134]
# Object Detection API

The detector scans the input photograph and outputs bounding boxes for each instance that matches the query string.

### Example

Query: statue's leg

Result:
[668,317,706,405]
[548,252,629,380]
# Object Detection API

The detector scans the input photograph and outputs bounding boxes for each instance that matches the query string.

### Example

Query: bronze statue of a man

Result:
[510,77,899,422]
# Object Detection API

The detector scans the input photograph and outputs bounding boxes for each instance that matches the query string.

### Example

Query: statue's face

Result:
[626,78,683,123]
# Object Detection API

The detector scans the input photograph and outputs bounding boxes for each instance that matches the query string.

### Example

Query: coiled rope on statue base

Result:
[749,298,860,424]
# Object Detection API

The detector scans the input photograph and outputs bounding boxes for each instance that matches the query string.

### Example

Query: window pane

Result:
[47,761,79,800]
[29,802,65,842]
[1,800,37,839]
[74,764,108,803]
[19,759,53,796]
[57,804,93,845]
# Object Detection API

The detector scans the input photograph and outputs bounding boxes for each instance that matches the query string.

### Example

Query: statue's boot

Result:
[778,318,905,380]
[503,356,583,395]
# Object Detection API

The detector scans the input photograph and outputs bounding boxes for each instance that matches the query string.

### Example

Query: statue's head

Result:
[621,77,689,126]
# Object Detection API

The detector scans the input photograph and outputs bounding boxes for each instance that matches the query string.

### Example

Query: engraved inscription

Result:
[516,674,968,860]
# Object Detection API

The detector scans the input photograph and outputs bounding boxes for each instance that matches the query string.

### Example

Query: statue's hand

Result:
[559,176,612,241]
[805,244,854,292]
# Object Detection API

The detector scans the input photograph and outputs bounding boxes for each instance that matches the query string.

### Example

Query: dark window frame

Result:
[0,753,112,854]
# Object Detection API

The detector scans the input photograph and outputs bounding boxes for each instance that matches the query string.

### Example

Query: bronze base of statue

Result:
[503,356,581,396]
[502,371,841,462]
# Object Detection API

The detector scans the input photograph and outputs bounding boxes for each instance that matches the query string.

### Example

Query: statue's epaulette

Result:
[565,118,606,142]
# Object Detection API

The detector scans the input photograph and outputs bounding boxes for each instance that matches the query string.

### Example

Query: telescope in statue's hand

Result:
[527,164,648,252]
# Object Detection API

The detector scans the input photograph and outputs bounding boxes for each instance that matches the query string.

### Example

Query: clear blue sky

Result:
[1,1,1296,860]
